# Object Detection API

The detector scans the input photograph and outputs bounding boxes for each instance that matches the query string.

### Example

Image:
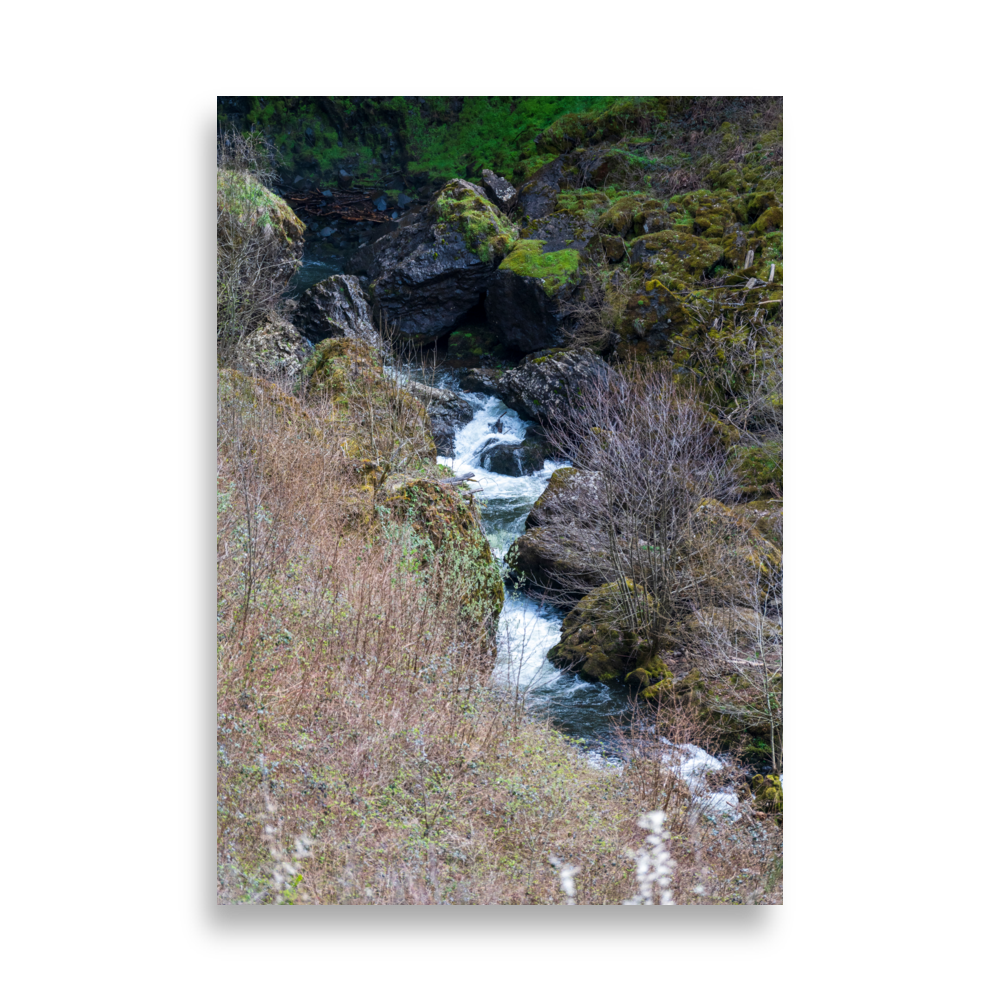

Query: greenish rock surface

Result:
[547,579,676,685]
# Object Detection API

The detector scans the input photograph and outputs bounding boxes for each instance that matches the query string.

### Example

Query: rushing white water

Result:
[403,371,749,790]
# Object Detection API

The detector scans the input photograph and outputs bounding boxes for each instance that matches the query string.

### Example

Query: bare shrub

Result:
[544,362,749,656]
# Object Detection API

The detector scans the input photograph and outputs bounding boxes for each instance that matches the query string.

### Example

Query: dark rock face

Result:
[292,274,378,344]
[496,349,617,423]
[516,156,572,220]
[477,434,547,476]
[405,381,475,457]
[347,179,518,346]
[485,267,576,354]
[458,368,502,395]
[481,169,517,212]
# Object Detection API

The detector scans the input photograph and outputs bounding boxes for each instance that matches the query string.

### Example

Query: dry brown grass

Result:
[216,362,782,905]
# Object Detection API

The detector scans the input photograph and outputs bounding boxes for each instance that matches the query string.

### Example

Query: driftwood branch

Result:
[440,472,476,485]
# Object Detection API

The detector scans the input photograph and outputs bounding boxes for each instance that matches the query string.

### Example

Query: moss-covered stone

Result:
[217,168,306,247]
[388,478,505,624]
[752,206,782,234]
[630,230,724,280]
[751,774,783,813]
[298,337,437,470]
[497,239,581,297]
[430,178,519,264]
[547,579,676,684]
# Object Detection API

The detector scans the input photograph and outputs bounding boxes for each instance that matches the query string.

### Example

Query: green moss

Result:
[498,240,581,297]
[751,774,783,813]
[631,230,724,280]
[547,578,674,684]
[431,179,518,263]
[388,479,505,624]
[447,324,506,360]
[217,168,305,244]
[733,441,782,500]
[752,205,783,234]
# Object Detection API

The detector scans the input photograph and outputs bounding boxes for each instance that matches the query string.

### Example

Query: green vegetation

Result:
[498,239,581,296]
[431,179,518,263]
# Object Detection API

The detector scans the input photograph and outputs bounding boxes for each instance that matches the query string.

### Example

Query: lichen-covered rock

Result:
[217,168,305,260]
[292,274,378,344]
[388,478,505,625]
[347,179,518,345]
[496,349,617,423]
[405,381,474,457]
[481,168,517,212]
[229,314,314,381]
[547,579,675,684]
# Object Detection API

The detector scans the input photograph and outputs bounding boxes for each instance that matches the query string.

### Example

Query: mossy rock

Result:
[497,239,581,298]
[429,178,519,264]
[629,230,724,280]
[752,206,782,234]
[446,323,509,361]
[585,233,626,263]
[597,195,662,237]
[751,774,783,813]
[730,500,782,548]
[217,168,305,248]
[298,337,437,470]
[720,229,762,268]
[388,478,504,624]
[547,579,676,684]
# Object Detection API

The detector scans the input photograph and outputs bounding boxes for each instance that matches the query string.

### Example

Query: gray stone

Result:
[458,368,502,395]
[496,349,617,423]
[404,381,475,457]
[482,169,517,212]
[291,274,379,344]
[319,227,334,238]
[321,189,332,197]
[348,179,515,345]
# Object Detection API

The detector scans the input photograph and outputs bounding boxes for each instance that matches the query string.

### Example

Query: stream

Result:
[403,366,749,816]
[407,365,636,766]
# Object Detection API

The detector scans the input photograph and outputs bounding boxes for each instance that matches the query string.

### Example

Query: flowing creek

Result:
[406,365,636,766]
[401,365,749,814]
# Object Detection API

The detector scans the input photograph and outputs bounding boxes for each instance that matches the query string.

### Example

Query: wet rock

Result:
[496,349,617,423]
[319,226,335,238]
[481,168,517,212]
[477,430,549,476]
[405,382,474,457]
[458,368,501,395]
[292,274,379,344]
[347,178,518,345]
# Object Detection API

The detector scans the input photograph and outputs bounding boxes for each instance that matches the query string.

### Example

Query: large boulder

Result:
[347,179,518,345]
[405,381,475,457]
[485,238,598,353]
[516,156,573,220]
[496,348,616,423]
[387,478,505,627]
[547,579,675,685]
[292,274,378,344]
[505,467,614,601]
[476,425,551,476]
[229,314,314,381]
[458,368,502,395]
[297,337,437,469]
